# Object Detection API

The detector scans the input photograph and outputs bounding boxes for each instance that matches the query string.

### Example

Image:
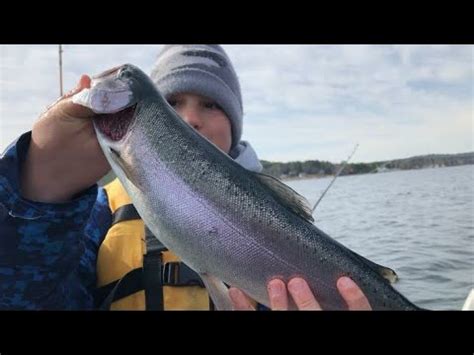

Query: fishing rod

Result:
[312,143,359,213]
[59,45,64,96]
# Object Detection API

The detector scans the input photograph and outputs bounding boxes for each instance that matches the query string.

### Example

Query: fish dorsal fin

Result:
[349,249,399,283]
[254,172,314,223]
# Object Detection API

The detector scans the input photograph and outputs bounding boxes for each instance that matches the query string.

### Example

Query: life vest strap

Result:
[96,259,208,309]
[111,204,141,226]
[163,262,205,287]
[97,204,207,309]
[95,267,144,310]
[143,246,164,310]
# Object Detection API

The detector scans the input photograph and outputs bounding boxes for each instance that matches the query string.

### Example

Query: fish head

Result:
[72,63,172,188]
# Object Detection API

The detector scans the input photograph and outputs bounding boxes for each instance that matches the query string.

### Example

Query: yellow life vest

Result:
[96,178,211,310]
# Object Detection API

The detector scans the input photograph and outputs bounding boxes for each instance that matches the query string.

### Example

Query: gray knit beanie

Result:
[150,45,243,150]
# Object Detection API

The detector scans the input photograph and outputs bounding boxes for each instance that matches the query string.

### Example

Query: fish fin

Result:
[108,148,137,188]
[349,250,399,283]
[200,274,234,310]
[254,173,314,223]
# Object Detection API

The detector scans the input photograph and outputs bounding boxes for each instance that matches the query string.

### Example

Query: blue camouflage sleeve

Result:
[0,132,112,309]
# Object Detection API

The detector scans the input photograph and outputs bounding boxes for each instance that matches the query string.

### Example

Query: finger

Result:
[79,74,92,89]
[287,277,322,310]
[64,74,92,97]
[228,287,255,311]
[56,75,95,121]
[337,277,372,310]
[43,75,93,119]
[267,279,289,310]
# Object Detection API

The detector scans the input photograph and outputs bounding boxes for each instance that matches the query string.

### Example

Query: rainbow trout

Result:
[73,64,422,310]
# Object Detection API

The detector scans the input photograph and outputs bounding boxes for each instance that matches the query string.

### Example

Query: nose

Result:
[179,107,204,131]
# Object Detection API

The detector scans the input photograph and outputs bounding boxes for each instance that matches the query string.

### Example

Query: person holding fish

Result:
[0,45,375,310]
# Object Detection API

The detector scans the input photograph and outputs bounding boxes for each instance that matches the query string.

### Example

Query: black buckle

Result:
[162,262,205,287]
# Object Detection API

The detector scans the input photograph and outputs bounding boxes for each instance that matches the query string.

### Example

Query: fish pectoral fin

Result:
[200,274,234,310]
[254,172,314,223]
[108,148,137,188]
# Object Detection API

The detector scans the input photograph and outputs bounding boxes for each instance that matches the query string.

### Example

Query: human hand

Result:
[229,276,372,310]
[21,75,111,202]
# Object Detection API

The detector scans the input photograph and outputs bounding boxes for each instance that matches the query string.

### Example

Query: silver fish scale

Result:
[95,65,422,310]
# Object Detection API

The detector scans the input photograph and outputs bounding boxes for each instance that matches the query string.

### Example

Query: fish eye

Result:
[119,69,132,79]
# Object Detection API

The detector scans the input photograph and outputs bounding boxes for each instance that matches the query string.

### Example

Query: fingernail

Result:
[292,277,306,287]
[288,277,306,291]
[338,277,356,291]
[268,279,284,295]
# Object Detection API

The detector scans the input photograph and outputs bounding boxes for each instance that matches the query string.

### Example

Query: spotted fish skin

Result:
[77,64,422,310]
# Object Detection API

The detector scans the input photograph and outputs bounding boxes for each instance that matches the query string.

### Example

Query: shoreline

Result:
[278,163,474,182]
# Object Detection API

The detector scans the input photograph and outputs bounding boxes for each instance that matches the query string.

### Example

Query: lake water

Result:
[286,165,474,310]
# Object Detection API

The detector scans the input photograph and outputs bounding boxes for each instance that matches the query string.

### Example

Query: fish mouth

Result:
[92,65,125,80]
[94,104,137,142]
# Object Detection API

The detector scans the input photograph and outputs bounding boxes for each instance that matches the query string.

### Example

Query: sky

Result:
[0,45,472,163]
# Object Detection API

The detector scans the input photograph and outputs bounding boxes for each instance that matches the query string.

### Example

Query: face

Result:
[167,92,232,154]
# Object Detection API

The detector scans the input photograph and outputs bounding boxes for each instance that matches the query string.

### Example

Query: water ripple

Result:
[288,165,474,310]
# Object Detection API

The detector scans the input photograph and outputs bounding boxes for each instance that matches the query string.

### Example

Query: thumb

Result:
[228,287,256,311]
[54,74,95,120]
[64,74,92,98]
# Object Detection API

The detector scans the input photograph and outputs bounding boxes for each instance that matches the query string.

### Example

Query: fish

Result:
[73,64,423,310]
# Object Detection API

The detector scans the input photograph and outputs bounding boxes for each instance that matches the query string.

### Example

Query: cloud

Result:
[1,45,472,163]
